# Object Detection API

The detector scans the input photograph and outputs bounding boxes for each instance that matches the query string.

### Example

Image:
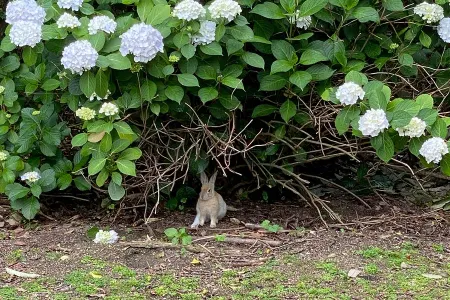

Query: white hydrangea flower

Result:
[6,0,45,25]
[419,137,449,164]
[119,23,164,63]
[10,21,42,47]
[61,40,98,74]
[57,13,81,29]
[88,16,117,35]
[173,0,206,21]
[21,171,41,183]
[289,11,311,29]
[93,230,119,244]
[57,0,83,11]
[0,150,9,161]
[358,109,389,137]
[208,0,242,22]
[396,117,427,138]
[336,82,365,106]
[75,107,96,121]
[99,102,119,116]
[438,18,450,43]
[414,2,444,24]
[192,20,216,46]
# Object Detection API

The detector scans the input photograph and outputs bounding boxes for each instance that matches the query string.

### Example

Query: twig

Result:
[122,240,206,253]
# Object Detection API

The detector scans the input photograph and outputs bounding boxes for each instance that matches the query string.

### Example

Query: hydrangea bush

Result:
[1,0,450,219]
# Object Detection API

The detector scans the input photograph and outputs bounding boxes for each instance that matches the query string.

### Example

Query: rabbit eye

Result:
[207,189,211,193]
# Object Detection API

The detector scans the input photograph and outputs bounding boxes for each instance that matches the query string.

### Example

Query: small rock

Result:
[0,221,4,228]
[348,269,361,278]
[422,273,443,279]
[6,218,19,227]
[60,255,70,261]
[327,253,336,258]
[400,262,409,269]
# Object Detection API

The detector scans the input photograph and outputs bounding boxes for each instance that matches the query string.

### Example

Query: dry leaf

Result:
[422,273,442,279]
[89,271,102,279]
[348,269,361,278]
[191,258,201,265]
[88,131,106,143]
[5,267,40,278]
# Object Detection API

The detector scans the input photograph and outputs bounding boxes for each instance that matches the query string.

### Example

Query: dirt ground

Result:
[0,196,449,299]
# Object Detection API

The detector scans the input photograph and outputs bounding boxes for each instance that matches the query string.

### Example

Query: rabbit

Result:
[191,171,227,229]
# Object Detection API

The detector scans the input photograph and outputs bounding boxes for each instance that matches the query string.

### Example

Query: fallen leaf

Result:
[191,258,201,265]
[89,271,102,279]
[13,241,26,246]
[5,267,40,278]
[348,269,361,278]
[422,273,442,279]
[327,253,336,258]
[88,131,106,143]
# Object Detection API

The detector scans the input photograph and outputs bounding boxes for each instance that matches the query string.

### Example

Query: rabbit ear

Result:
[200,172,209,185]
[209,171,218,186]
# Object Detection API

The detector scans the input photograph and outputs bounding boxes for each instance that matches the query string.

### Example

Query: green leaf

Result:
[419,31,431,48]
[200,42,222,55]
[399,53,413,67]
[30,184,42,198]
[100,133,112,152]
[390,111,412,128]
[165,86,184,103]
[164,227,178,238]
[147,4,171,25]
[41,79,60,91]
[250,2,285,19]
[141,80,157,101]
[88,33,106,51]
[299,49,328,65]
[252,104,278,118]
[181,44,196,59]
[137,0,154,22]
[242,52,265,69]
[345,71,368,86]
[416,94,433,110]
[271,60,295,74]
[409,137,426,157]
[222,76,244,90]
[289,71,312,90]
[370,132,394,162]
[23,47,37,66]
[40,169,56,187]
[351,7,380,23]
[95,69,109,98]
[119,148,142,160]
[298,0,328,17]
[333,40,347,66]
[226,39,244,55]
[72,133,88,147]
[306,64,335,81]
[271,40,297,62]
[5,183,29,201]
[79,71,96,97]
[111,172,122,185]
[74,176,91,191]
[335,105,360,134]
[215,23,226,41]
[228,25,254,41]
[259,75,287,91]
[107,53,131,70]
[116,159,136,176]
[198,87,219,103]
[108,182,125,201]
[88,158,107,175]
[113,121,134,135]
[431,118,447,139]
[281,0,296,13]
[177,74,199,87]
[417,108,438,126]
[364,81,387,110]
[0,56,20,73]
[57,174,72,190]
[150,103,160,115]
[382,0,404,11]
[196,65,217,80]
[440,155,450,176]
[173,32,190,49]
[111,139,132,153]
[14,196,40,220]
[280,100,297,123]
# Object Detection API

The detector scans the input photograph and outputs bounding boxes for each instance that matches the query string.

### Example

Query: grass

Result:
[0,242,449,299]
